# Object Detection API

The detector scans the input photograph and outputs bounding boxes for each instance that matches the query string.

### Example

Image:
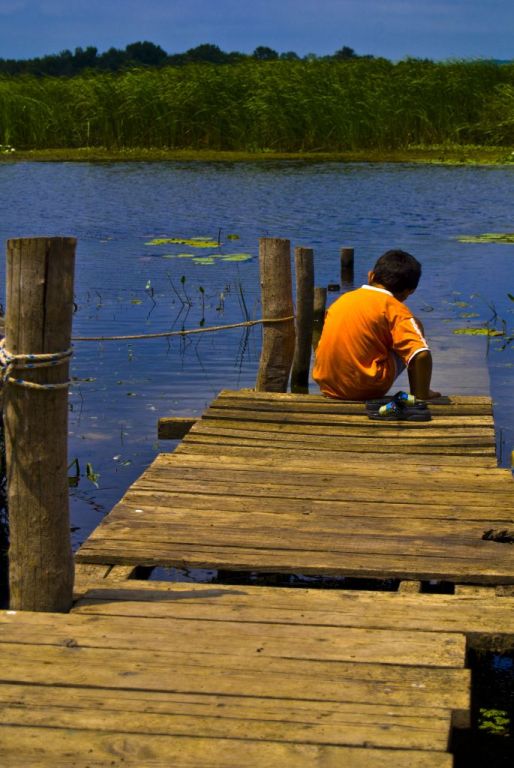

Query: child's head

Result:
[370,249,422,297]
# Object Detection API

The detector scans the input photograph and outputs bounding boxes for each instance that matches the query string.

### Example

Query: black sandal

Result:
[366,391,431,421]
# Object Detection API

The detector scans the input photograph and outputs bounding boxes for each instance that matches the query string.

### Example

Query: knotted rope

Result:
[0,338,73,391]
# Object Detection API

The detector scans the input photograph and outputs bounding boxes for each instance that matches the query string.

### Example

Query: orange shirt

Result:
[312,285,429,400]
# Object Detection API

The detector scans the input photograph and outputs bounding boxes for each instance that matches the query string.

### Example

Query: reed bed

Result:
[1,58,514,151]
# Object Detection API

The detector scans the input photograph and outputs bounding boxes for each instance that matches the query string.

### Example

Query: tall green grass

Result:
[1,58,514,151]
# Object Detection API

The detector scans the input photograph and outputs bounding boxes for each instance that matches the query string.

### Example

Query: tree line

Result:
[0,41,364,77]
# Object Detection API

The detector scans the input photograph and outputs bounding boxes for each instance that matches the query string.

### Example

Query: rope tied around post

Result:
[0,337,73,390]
[0,316,295,388]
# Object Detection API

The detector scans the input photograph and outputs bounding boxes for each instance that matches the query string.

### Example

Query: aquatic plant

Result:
[146,237,220,247]
[479,708,510,736]
[158,251,253,264]
[2,59,514,151]
[453,328,504,336]
[456,233,514,243]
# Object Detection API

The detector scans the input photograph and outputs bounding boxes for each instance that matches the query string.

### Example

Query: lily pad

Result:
[192,257,216,265]
[221,253,253,262]
[456,232,514,244]
[227,234,240,240]
[453,328,504,336]
[146,237,220,248]
[131,298,142,304]
[459,312,480,318]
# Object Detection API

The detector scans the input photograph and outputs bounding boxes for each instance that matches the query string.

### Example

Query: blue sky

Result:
[0,0,513,62]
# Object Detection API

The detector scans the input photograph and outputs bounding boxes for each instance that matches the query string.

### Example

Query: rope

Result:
[0,315,294,389]
[71,315,295,342]
[0,338,73,390]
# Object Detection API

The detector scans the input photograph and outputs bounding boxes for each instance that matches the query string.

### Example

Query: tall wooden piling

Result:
[312,286,327,352]
[5,237,76,611]
[340,247,355,284]
[291,247,314,393]
[256,238,295,392]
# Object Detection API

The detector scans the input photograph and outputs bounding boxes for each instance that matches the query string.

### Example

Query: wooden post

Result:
[312,286,327,352]
[340,246,354,285]
[256,238,295,392]
[5,237,76,612]
[291,247,314,393]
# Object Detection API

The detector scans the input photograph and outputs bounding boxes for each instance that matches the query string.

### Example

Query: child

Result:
[313,249,441,401]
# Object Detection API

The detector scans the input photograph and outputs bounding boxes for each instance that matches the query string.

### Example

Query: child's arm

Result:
[407,350,441,400]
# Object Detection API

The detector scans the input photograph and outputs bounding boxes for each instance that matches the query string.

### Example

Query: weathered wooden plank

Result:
[74,563,111,581]
[454,585,497,597]
[399,580,422,593]
[158,417,197,439]
[0,727,454,768]
[198,421,496,440]
[208,402,491,419]
[140,457,513,494]
[94,506,511,539]
[189,428,497,452]
[183,422,496,448]
[75,539,514,583]
[215,389,493,412]
[72,582,514,643]
[73,563,138,600]
[181,431,496,455]
[121,474,511,509]
[0,640,470,709]
[201,406,494,429]
[109,489,514,522]
[203,404,494,425]
[175,440,499,467]
[0,695,453,753]
[0,611,465,668]
[132,475,512,507]
[85,505,511,552]
[106,564,139,581]
[0,683,453,752]
[195,421,496,443]
[0,682,449,722]
[73,563,112,599]
[77,522,514,575]
[156,450,510,482]
[218,390,493,404]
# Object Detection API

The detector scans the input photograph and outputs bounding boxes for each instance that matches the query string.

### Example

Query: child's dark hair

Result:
[372,249,422,294]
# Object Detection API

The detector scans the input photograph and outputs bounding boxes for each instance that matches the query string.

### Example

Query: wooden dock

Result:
[1,390,513,766]
[77,390,514,585]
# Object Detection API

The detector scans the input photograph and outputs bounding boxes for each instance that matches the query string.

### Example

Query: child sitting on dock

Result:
[313,249,441,401]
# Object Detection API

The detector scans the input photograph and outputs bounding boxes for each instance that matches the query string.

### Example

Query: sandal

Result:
[367,402,431,421]
[366,391,431,421]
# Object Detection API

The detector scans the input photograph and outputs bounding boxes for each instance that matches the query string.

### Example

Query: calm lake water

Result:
[0,161,513,547]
